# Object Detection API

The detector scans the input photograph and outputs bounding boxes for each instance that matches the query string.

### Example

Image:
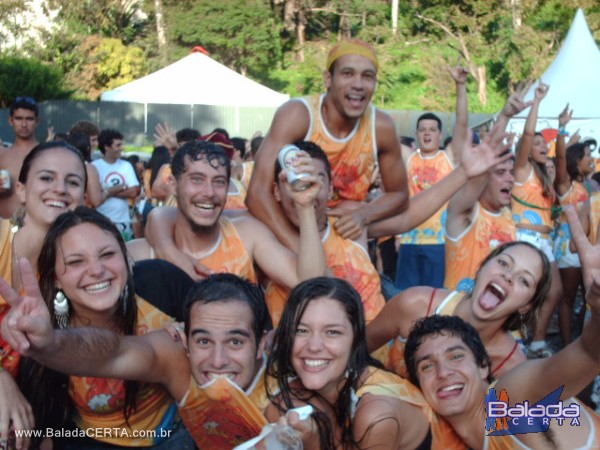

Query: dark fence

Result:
[0,100,492,147]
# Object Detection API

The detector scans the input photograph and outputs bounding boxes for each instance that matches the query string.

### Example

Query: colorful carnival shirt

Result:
[69,298,177,446]
[590,192,600,245]
[400,150,454,245]
[297,94,377,206]
[445,203,516,293]
[512,167,555,229]
[178,355,274,449]
[554,181,590,260]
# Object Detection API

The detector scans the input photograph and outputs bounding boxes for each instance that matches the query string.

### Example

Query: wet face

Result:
[530,135,549,163]
[417,119,442,153]
[175,156,228,231]
[187,300,264,390]
[55,223,128,322]
[414,333,489,419]
[325,54,377,120]
[471,245,543,323]
[480,159,515,210]
[103,138,124,163]
[18,148,86,227]
[291,297,354,403]
[274,158,331,231]
[9,108,39,141]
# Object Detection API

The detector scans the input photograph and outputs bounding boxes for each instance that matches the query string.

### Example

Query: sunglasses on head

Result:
[15,96,36,105]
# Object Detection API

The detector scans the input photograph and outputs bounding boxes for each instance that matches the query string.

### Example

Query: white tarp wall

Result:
[507,8,600,150]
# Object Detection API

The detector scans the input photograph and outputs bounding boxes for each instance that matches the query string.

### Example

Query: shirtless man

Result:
[0,97,40,219]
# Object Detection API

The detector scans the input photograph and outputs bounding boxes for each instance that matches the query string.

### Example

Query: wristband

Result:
[558,126,569,136]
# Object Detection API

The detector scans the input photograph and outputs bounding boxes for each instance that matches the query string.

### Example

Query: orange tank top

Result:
[199,216,257,283]
[512,167,554,228]
[69,298,176,446]
[400,150,454,244]
[445,203,516,292]
[225,177,248,211]
[240,161,254,189]
[299,94,377,206]
[590,192,600,245]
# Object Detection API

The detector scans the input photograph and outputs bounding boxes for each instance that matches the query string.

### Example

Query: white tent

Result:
[101,49,289,107]
[508,8,600,146]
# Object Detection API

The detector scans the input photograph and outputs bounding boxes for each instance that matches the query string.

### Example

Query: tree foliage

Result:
[0,56,71,107]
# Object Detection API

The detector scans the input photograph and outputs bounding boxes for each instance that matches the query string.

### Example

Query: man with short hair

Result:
[92,129,140,241]
[247,39,409,250]
[0,96,40,219]
[0,268,274,448]
[128,140,326,288]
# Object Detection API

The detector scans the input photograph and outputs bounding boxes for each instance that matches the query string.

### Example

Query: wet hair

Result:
[170,140,231,181]
[70,120,100,138]
[183,273,272,343]
[274,140,331,182]
[10,96,38,117]
[472,241,551,331]
[19,207,139,442]
[18,141,88,188]
[267,277,383,448]
[417,113,442,132]
[98,129,124,154]
[405,315,493,388]
[566,142,591,182]
[66,132,92,162]
[231,137,247,159]
[175,128,200,145]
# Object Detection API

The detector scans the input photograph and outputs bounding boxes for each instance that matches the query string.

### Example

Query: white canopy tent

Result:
[507,8,600,148]
[101,48,289,107]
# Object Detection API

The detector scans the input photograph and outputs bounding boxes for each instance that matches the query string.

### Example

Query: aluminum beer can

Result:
[277,145,312,191]
[0,170,10,190]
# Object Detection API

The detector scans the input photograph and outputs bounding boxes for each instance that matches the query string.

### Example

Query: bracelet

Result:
[559,129,569,136]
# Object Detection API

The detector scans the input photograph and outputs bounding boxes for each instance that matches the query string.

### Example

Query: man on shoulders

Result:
[247,39,408,249]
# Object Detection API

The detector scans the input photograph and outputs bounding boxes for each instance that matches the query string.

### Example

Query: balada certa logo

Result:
[485,385,580,436]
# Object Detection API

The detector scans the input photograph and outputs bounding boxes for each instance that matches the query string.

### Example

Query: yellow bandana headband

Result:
[326,39,379,71]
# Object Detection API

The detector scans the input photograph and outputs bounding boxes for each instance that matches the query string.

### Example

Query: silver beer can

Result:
[277,145,312,191]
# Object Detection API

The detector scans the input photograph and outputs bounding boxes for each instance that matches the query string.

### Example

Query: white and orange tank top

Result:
[240,161,254,190]
[69,298,176,446]
[265,219,384,327]
[297,94,377,206]
[199,216,257,284]
[590,192,600,245]
[224,177,248,211]
[512,167,554,229]
[445,203,516,293]
[400,150,454,245]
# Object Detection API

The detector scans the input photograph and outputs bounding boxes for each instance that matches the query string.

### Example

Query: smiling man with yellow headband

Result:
[247,38,408,251]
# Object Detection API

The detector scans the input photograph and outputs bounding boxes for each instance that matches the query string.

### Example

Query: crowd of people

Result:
[1,38,600,449]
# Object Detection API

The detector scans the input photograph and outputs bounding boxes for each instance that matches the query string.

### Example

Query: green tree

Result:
[0,56,71,107]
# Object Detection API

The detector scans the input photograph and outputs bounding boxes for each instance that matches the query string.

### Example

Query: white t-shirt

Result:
[92,158,139,224]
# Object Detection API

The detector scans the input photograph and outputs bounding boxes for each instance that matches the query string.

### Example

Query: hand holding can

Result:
[278,145,312,191]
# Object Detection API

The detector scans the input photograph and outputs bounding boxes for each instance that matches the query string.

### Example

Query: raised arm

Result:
[246,101,311,250]
[498,206,600,401]
[554,103,573,196]
[368,128,513,238]
[448,65,469,165]
[514,82,549,181]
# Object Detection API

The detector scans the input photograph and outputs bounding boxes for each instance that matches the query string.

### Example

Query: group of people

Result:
[0,37,599,450]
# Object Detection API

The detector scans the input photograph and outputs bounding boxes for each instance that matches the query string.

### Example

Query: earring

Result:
[53,290,69,330]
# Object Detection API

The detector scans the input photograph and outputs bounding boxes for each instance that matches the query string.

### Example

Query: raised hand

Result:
[558,103,573,128]
[500,80,534,118]
[533,81,549,102]
[461,129,514,178]
[0,258,53,355]
[154,123,177,150]
[447,65,469,85]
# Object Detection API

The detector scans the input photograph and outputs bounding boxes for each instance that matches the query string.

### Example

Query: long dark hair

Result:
[19,207,139,442]
[267,277,383,449]
[19,141,88,188]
